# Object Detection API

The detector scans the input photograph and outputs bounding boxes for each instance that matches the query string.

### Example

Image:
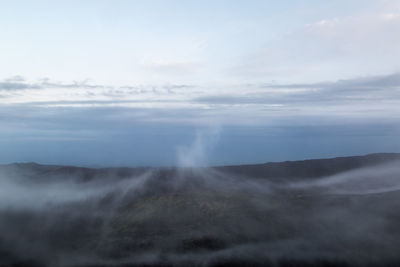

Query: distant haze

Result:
[0,0,400,166]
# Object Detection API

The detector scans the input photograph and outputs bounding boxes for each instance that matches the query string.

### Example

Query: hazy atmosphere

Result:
[2,2,400,267]
[1,0,400,166]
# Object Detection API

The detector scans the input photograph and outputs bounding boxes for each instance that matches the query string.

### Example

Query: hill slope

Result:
[0,153,400,267]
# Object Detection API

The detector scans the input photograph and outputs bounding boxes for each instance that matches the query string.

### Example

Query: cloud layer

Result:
[1,73,399,125]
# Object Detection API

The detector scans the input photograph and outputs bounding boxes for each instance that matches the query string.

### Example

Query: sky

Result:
[0,0,400,167]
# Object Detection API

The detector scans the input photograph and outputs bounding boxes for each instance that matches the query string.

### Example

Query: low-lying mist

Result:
[1,154,400,267]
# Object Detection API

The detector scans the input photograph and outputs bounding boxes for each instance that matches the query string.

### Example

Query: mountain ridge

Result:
[1,152,399,182]
[2,152,400,170]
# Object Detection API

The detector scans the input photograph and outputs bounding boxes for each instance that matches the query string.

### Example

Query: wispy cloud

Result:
[0,77,107,91]
[230,12,400,81]
[1,73,399,128]
[196,73,400,105]
[0,76,197,107]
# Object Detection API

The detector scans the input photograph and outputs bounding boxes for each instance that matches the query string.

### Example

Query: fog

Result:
[0,156,400,267]
[289,160,400,194]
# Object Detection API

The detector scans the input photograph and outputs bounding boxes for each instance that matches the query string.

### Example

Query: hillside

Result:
[0,153,400,267]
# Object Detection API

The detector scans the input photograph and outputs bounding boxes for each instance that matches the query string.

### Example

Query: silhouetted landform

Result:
[0,153,400,267]
[3,152,400,182]
[216,153,400,180]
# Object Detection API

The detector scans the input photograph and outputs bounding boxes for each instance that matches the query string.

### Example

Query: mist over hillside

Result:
[1,153,400,267]
[2,1,400,266]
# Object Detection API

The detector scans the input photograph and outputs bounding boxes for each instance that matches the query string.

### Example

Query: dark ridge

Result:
[1,153,399,182]
[215,153,400,180]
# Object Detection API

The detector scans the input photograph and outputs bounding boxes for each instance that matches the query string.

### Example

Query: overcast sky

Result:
[1,0,400,166]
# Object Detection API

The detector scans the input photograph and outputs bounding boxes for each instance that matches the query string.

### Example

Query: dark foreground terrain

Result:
[1,153,400,267]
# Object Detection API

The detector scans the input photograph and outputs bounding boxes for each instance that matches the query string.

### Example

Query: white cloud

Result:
[380,13,400,20]
[231,11,400,83]
[1,72,400,126]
